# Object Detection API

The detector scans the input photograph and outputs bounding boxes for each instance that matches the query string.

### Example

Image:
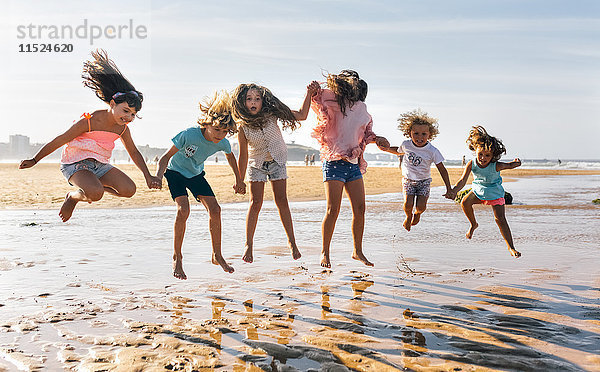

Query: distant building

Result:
[9,135,30,157]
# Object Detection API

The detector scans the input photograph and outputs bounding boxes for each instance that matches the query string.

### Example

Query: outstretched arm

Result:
[155,145,179,188]
[452,160,473,193]
[19,119,88,169]
[436,162,455,199]
[496,158,521,171]
[292,81,320,121]
[120,129,161,189]
[226,152,246,194]
[237,129,249,182]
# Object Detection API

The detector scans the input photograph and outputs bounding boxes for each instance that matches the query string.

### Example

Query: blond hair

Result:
[397,109,439,140]
[198,90,237,134]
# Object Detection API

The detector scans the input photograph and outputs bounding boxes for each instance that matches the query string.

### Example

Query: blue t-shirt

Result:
[167,127,231,178]
[471,160,504,200]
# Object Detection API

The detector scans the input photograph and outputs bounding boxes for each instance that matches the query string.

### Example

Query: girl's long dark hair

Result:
[467,126,506,162]
[326,69,368,116]
[82,49,143,111]
[231,83,298,130]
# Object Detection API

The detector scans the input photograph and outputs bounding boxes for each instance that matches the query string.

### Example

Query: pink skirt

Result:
[481,197,505,206]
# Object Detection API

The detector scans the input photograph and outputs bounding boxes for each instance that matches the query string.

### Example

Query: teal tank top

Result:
[471,160,504,200]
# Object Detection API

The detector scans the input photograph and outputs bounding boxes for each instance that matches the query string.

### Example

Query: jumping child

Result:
[232,82,319,263]
[310,70,389,268]
[452,125,522,258]
[378,109,455,231]
[19,49,161,222]
[156,91,245,279]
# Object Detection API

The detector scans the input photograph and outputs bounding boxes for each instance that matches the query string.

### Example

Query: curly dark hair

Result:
[397,109,440,140]
[466,126,506,162]
[82,49,143,112]
[198,90,237,135]
[325,69,368,116]
[231,83,299,130]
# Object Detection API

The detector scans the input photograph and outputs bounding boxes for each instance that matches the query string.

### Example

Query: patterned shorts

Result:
[248,160,288,182]
[402,177,432,196]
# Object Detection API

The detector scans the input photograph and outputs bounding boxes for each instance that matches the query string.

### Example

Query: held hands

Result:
[19,159,37,169]
[146,175,162,189]
[443,188,457,200]
[374,136,390,151]
[233,181,246,195]
[512,158,522,168]
[307,81,320,97]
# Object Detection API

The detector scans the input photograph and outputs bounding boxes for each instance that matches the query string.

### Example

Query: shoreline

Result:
[2,163,599,210]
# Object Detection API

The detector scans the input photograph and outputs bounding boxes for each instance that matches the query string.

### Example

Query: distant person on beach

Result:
[232,82,319,263]
[378,109,455,231]
[462,155,466,167]
[304,154,309,166]
[18,49,161,222]
[155,91,245,279]
[310,153,316,165]
[452,126,522,258]
[311,70,390,268]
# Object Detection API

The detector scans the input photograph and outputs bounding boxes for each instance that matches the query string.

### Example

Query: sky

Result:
[1,0,599,160]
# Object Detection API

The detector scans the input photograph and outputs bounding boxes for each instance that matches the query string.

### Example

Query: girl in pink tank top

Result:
[19,49,161,222]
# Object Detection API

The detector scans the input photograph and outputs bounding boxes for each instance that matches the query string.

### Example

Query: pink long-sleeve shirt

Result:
[310,88,376,174]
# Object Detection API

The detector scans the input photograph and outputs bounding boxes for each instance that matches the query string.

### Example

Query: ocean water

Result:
[0,175,599,370]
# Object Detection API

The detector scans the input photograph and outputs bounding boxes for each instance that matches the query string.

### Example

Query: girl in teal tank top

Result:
[452,126,522,258]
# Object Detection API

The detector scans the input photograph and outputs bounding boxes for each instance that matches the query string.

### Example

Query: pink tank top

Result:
[61,113,127,164]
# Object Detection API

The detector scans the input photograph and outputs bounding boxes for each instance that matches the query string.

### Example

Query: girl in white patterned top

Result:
[232,82,319,263]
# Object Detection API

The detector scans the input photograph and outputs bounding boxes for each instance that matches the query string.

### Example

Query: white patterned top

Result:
[242,116,288,168]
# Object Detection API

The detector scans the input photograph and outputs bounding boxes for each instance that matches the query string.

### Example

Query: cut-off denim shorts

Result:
[322,159,362,183]
[60,158,114,185]
[248,160,288,182]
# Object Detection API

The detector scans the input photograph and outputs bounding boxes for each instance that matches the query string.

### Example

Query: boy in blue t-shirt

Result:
[156,92,245,279]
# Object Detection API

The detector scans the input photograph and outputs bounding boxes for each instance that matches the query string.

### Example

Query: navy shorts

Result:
[164,169,215,200]
[322,159,363,183]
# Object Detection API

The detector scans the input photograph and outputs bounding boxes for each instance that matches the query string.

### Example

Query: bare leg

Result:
[461,192,482,239]
[99,167,136,198]
[403,194,415,231]
[60,170,105,222]
[321,180,344,268]
[344,178,373,267]
[243,181,265,263]
[271,179,301,260]
[492,204,521,258]
[172,196,190,280]
[411,194,428,226]
[199,196,234,273]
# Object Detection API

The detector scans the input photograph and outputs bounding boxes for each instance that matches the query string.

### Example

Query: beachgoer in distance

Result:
[19,49,161,222]
[232,82,319,263]
[155,91,246,279]
[378,109,455,231]
[311,69,390,268]
[452,125,522,258]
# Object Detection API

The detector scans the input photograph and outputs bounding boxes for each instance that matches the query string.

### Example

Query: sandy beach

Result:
[2,163,599,210]
[1,163,599,371]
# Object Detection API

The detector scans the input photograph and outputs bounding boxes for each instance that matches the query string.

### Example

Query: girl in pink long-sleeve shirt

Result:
[310,70,389,268]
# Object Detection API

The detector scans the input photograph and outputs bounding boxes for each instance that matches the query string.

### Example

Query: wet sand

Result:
[0,166,599,371]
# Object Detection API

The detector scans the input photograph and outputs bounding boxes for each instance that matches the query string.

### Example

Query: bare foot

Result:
[242,244,253,263]
[59,193,78,222]
[320,253,331,268]
[509,247,521,258]
[173,256,187,280]
[289,242,301,260]
[466,223,478,239]
[403,217,412,231]
[212,254,235,273]
[411,213,421,226]
[352,251,374,267]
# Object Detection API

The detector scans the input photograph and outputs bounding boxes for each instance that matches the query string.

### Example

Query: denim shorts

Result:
[322,159,362,183]
[60,158,114,185]
[402,177,432,196]
[164,169,215,200]
[248,160,288,182]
